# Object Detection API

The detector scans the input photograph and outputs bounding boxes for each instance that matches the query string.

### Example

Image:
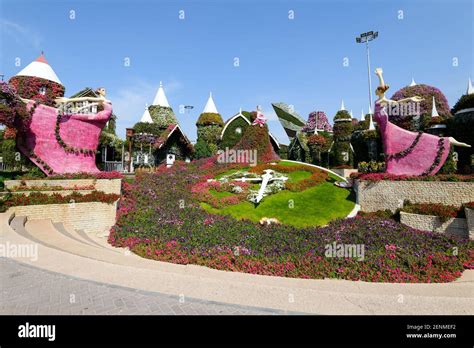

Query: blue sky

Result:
[1,0,473,144]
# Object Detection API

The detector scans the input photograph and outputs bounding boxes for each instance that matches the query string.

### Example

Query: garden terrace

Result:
[109,160,473,283]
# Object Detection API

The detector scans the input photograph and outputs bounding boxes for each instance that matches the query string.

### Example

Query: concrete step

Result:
[4,214,474,315]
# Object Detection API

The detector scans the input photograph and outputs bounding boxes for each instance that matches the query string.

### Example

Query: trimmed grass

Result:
[202,181,355,228]
[201,160,354,227]
[209,189,234,198]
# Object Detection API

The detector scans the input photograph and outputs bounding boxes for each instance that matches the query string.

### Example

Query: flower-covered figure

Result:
[374,68,470,176]
[252,105,267,127]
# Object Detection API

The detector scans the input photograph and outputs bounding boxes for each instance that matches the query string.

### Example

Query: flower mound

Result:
[108,163,473,283]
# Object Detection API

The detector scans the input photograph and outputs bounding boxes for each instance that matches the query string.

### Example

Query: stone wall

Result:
[8,201,118,234]
[4,179,121,195]
[465,208,474,240]
[355,180,474,212]
[400,212,469,239]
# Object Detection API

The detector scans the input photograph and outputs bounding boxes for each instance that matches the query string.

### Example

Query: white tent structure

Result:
[340,100,346,111]
[431,96,439,117]
[140,104,153,123]
[203,92,218,113]
[152,81,170,107]
[467,78,474,95]
[16,54,62,84]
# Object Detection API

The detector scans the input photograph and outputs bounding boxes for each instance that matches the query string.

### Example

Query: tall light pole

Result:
[356,31,378,113]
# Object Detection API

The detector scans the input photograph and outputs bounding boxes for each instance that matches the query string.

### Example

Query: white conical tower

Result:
[203,92,218,113]
[431,96,439,117]
[368,105,373,115]
[340,100,345,111]
[16,53,62,84]
[467,78,474,95]
[152,81,170,107]
[140,103,153,123]
[360,109,365,121]
[350,110,353,118]
[368,114,375,131]
[409,78,417,87]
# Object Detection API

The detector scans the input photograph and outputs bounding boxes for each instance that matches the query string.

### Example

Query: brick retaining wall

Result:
[4,179,121,195]
[355,180,474,212]
[400,212,469,239]
[8,201,118,234]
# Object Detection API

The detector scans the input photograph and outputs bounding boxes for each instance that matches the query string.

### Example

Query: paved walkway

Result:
[0,258,281,315]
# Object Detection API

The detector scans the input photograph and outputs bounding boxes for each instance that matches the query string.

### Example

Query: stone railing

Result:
[400,212,469,239]
[4,178,121,195]
[355,180,474,212]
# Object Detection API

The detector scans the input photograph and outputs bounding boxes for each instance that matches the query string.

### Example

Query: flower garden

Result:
[108,160,474,283]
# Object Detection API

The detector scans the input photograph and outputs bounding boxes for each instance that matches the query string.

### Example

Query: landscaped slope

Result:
[109,161,473,283]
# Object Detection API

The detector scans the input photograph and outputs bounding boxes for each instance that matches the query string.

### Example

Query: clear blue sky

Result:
[1,0,473,144]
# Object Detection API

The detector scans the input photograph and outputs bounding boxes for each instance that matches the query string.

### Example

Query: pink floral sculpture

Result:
[373,68,470,176]
[17,101,112,175]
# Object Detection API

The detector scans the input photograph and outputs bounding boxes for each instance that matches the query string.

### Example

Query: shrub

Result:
[196,113,224,126]
[402,202,464,222]
[358,161,386,173]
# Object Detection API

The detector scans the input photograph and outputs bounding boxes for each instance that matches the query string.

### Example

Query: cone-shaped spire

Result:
[409,78,417,87]
[431,96,439,117]
[350,110,354,118]
[340,100,345,111]
[368,114,375,130]
[467,78,474,95]
[16,53,62,84]
[140,103,153,123]
[360,109,365,121]
[203,92,218,113]
[152,81,170,107]
[368,105,373,115]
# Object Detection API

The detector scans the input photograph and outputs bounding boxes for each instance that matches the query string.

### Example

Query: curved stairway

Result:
[2,212,474,314]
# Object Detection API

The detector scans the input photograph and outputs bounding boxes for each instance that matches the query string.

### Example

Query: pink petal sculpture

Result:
[17,101,112,175]
[374,102,449,176]
[373,67,470,176]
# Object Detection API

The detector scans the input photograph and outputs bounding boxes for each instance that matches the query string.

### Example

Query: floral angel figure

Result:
[373,67,470,176]
[252,105,267,127]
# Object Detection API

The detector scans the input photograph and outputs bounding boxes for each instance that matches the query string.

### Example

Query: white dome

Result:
[16,54,62,85]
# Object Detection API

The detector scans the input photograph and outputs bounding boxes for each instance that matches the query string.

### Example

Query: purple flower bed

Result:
[109,162,473,282]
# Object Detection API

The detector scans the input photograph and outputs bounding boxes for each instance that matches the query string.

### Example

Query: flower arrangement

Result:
[301,111,332,132]
[357,161,386,173]
[108,164,473,283]
[402,202,464,222]
[8,76,65,107]
[1,191,119,209]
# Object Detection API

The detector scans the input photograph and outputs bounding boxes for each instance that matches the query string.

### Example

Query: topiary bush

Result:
[196,113,224,127]
[148,106,178,128]
[391,84,451,131]
[8,76,64,107]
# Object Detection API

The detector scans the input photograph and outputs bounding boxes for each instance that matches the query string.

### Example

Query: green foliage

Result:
[333,110,352,121]
[451,94,474,114]
[451,111,474,173]
[220,116,250,149]
[194,139,212,159]
[197,124,222,145]
[358,161,386,173]
[148,106,178,128]
[133,122,165,136]
[196,113,224,126]
[439,148,457,174]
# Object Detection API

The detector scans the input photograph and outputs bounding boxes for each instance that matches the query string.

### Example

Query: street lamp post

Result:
[356,31,378,115]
